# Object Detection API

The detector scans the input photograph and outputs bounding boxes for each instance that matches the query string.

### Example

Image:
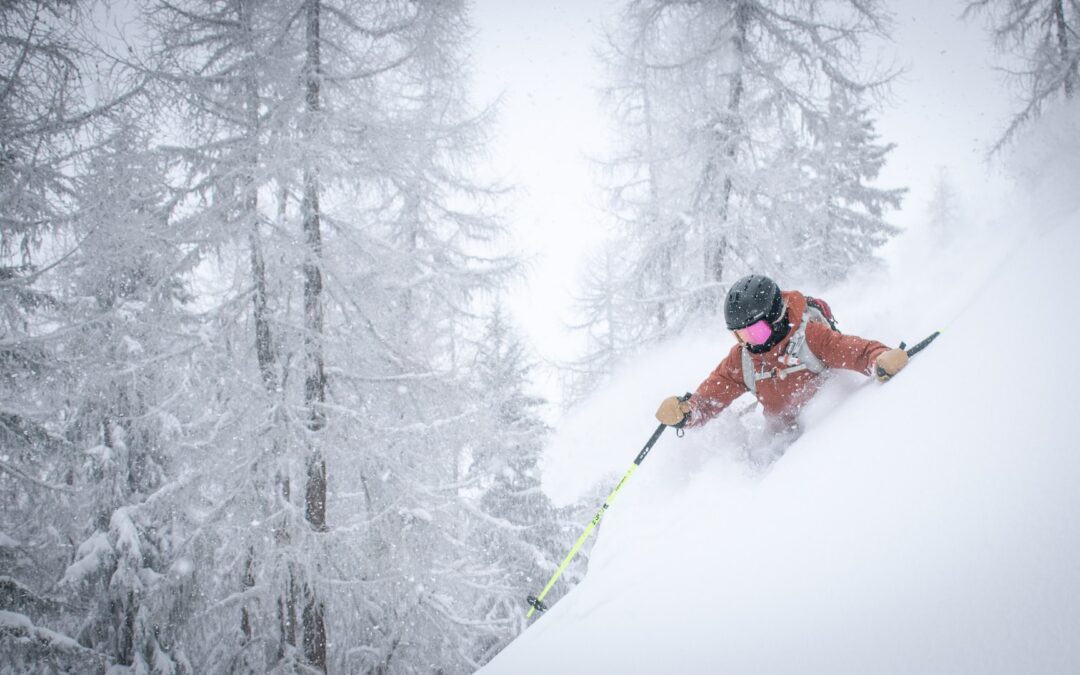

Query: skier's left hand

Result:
[875,348,909,381]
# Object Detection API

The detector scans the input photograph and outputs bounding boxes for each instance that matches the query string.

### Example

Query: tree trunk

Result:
[119,591,135,666]
[236,1,284,655]
[276,478,298,659]
[276,567,297,658]
[301,0,328,670]
[302,593,327,667]
[249,227,275,391]
[702,2,748,299]
[242,18,274,391]
[240,550,255,641]
[1052,0,1076,98]
[239,0,272,385]
[641,70,670,330]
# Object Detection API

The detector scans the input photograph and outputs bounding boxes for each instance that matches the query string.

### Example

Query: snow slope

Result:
[482,132,1080,673]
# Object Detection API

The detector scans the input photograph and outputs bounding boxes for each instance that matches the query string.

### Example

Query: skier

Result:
[656,274,909,433]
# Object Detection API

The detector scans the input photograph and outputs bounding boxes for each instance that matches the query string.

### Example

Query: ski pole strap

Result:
[667,391,694,436]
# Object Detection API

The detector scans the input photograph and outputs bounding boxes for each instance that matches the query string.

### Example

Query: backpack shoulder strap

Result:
[786,314,826,375]
[741,346,756,395]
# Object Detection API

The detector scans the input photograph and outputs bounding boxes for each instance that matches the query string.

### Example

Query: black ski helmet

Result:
[724,275,784,330]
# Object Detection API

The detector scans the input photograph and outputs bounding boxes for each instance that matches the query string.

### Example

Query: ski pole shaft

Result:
[526,395,690,618]
[905,330,941,358]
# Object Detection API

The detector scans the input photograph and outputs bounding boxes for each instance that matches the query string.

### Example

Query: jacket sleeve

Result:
[805,322,890,376]
[685,344,748,428]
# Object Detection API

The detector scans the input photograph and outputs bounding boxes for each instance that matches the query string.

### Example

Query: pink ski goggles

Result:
[734,319,773,345]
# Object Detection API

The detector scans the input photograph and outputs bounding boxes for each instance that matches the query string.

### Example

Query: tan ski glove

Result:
[656,395,692,427]
[875,348,909,382]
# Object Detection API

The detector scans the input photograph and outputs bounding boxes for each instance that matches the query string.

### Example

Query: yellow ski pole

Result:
[526,394,690,618]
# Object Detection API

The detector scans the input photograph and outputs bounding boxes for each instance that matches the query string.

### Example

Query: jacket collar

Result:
[766,290,806,357]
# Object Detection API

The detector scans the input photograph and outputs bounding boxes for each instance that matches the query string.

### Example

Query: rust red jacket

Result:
[686,291,889,428]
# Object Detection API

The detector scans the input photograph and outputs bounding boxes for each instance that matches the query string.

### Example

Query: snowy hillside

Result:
[482,139,1080,673]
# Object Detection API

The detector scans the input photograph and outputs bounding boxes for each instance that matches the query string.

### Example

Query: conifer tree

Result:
[128,0,519,671]
[926,167,960,245]
[1,1,561,671]
[55,112,198,671]
[577,0,903,386]
[0,3,170,669]
[965,0,1079,150]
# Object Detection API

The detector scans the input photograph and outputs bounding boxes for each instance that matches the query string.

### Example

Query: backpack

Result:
[740,296,839,396]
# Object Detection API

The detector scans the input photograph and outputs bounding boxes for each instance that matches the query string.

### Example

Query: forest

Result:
[1,0,1075,673]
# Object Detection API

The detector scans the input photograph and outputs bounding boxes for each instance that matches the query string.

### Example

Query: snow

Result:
[482,111,1080,674]
[404,508,434,524]
[111,507,142,560]
[171,558,194,576]
[0,610,86,653]
[61,531,113,588]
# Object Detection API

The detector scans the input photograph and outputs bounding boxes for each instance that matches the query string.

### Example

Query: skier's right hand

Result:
[875,347,909,382]
[656,396,691,427]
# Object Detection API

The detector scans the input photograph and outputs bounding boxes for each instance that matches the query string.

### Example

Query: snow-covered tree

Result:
[123,0,521,671]
[779,88,903,283]
[566,241,660,399]
[0,3,174,669]
[926,166,960,244]
[965,0,1079,151]
[575,0,903,388]
[53,112,200,672]
[1,1,569,671]
[458,308,581,655]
